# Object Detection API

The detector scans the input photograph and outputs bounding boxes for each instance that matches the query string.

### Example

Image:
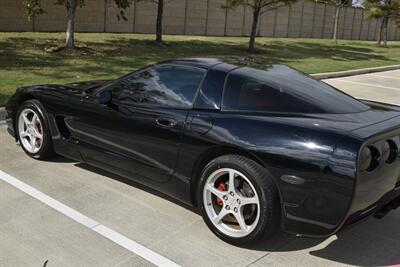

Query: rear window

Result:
[222,66,369,114]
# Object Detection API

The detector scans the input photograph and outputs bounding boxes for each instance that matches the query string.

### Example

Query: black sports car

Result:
[5,58,400,245]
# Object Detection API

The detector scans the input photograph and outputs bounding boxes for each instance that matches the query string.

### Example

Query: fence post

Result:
[32,14,36,32]
[350,8,356,40]
[374,19,379,41]
[133,0,137,33]
[321,3,327,39]
[299,1,305,38]
[341,7,347,39]
[224,1,228,36]
[272,8,278,37]
[103,0,107,33]
[257,11,261,36]
[366,17,371,40]
[205,0,210,35]
[311,2,317,38]
[358,9,364,40]
[242,5,247,36]
[286,4,292,38]
[184,0,189,35]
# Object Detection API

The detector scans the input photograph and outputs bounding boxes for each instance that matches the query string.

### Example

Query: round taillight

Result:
[359,147,372,171]
[383,139,398,164]
[360,146,380,172]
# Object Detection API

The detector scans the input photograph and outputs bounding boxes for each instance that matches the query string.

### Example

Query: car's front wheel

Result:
[16,100,55,160]
[198,154,280,245]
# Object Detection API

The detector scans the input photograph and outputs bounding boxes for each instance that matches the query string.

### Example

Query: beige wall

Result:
[0,0,399,40]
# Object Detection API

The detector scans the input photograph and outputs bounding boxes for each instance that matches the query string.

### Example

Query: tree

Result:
[23,0,133,50]
[364,0,400,47]
[224,0,296,53]
[317,0,352,44]
[139,0,165,44]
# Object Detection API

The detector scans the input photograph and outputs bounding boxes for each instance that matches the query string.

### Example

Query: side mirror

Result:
[99,90,112,105]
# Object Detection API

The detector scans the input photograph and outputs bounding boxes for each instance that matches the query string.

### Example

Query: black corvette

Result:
[5,58,400,245]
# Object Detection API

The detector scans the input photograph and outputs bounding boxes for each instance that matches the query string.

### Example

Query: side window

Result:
[223,73,318,113]
[112,66,205,109]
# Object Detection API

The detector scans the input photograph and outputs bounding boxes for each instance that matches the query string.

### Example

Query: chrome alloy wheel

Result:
[203,168,261,238]
[18,108,43,154]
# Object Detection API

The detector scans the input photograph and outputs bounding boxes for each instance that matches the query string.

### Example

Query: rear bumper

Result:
[344,184,400,226]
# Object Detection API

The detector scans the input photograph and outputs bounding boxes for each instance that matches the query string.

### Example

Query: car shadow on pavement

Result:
[309,214,400,266]
[74,162,400,266]
[247,214,400,266]
[47,155,77,163]
[74,162,197,213]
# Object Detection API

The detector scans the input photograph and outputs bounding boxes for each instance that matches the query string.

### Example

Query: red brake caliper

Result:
[216,182,227,206]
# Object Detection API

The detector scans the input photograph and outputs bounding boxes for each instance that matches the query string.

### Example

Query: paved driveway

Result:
[0,70,400,267]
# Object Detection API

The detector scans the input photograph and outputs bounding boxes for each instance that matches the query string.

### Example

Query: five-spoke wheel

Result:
[16,100,55,159]
[18,108,44,154]
[199,155,280,245]
[203,168,260,238]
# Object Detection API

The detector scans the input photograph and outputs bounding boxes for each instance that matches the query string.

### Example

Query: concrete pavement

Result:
[1,70,400,266]
[324,69,400,106]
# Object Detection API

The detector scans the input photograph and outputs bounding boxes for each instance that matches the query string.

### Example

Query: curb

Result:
[0,107,5,122]
[311,64,400,80]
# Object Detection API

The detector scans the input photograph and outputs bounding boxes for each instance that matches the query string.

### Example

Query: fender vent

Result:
[55,116,71,139]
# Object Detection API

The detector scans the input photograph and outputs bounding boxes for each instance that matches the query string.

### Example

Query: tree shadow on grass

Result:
[1,37,392,74]
[261,41,389,63]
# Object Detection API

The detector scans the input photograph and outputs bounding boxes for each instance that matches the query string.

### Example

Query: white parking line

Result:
[369,74,400,80]
[332,79,400,91]
[0,170,180,267]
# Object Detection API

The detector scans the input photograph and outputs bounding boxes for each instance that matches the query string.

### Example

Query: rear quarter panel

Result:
[176,111,359,236]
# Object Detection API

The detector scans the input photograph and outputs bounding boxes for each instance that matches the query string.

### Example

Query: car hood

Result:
[64,80,112,91]
[13,80,112,102]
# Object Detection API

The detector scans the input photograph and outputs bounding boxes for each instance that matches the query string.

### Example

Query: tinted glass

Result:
[112,65,205,108]
[223,65,369,114]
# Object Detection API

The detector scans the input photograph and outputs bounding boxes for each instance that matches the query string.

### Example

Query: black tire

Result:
[198,154,280,245]
[16,100,56,160]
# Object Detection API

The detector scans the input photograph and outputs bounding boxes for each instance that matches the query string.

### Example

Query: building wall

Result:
[0,0,399,40]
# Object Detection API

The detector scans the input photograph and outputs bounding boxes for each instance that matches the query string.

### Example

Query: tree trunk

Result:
[156,0,164,43]
[65,0,78,49]
[333,6,340,44]
[377,18,385,46]
[248,7,260,53]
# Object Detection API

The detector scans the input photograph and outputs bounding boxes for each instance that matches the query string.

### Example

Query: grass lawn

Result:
[1,32,400,106]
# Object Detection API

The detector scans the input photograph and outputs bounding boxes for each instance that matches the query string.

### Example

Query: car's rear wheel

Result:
[16,100,55,160]
[198,154,280,245]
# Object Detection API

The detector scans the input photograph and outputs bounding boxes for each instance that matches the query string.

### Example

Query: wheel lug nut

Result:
[237,199,241,204]
[226,205,230,210]
[223,195,228,200]
[234,207,238,212]
[230,192,234,196]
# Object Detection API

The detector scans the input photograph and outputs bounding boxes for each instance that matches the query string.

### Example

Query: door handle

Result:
[156,117,177,128]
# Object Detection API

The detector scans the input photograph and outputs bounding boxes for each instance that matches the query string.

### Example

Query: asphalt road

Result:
[0,70,400,267]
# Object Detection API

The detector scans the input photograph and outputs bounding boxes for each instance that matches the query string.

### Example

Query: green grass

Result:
[1,32,400,106]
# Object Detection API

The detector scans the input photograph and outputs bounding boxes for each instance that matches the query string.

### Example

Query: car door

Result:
[71,65,206,183]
